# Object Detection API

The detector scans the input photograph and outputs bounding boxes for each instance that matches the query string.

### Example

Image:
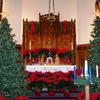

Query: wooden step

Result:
[28,91,79,100]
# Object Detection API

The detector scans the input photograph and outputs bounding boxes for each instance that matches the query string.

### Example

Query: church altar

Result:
[25,65,74,73]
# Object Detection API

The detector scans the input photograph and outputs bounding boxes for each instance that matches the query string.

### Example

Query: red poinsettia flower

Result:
[21,49,30,56]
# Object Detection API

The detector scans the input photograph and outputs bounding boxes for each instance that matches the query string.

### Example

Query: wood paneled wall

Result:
[16,44,22,52]
[76,44,90,68]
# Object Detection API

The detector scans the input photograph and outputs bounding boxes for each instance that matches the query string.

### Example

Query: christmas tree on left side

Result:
[0,18,32,98]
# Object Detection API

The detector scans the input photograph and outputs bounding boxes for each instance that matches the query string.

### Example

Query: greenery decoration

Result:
[26,20,75,34]
[0,18,32,98]
[89,16,100,65]
[75,77,100,93]
[89,77,100,93]
[75,77,90,85]
[59,20,75,33]
[76,16,100,93]
[22,48,74,64]
[59,22,64,33]
[26,22,31,32]
[34,22,39,33]
[26,21,39,33]
[88,16,100,93]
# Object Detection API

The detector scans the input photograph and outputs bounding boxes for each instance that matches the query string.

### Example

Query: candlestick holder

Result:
[74,74,100,100]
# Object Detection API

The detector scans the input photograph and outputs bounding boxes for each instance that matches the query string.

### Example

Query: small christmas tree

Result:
[89,16,100,66]
[0,18,31,98]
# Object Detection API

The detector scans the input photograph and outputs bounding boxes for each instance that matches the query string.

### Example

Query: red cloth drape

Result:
[64,20,70,33]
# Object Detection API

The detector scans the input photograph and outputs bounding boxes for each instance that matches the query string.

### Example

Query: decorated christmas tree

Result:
[88,16,100,93]
[89,16,100,66]
[75,16,100,100]
[0,18,31,98]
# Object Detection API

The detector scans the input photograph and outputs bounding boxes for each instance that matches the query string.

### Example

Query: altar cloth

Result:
[25,65,74,73]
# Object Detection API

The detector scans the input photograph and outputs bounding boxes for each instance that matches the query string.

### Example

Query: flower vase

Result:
[48,90,55,96]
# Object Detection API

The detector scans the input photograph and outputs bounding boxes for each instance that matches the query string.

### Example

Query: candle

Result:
[29,40,31,59]
[89,64,92,81]
[74,65,77,82]
[29,40,31,50]
[81,67,84,77]
[84,60,88,77]
[96,65,99,78]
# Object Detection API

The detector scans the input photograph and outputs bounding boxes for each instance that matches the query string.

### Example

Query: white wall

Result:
[3,0,95,45]
[77,0,95,44]
[3,0,22,44]
[22,0,77,21]
[22,0,77,43]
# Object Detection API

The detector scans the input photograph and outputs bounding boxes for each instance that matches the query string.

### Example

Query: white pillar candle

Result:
[96,65,99,78]
[85,60,88,77]
[29,40,31,59]
[29,40,31,50]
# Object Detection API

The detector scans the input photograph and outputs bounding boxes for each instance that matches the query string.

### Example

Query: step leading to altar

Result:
[28,91,79,100]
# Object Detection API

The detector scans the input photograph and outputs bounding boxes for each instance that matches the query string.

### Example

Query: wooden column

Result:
[85,84,89,100]
[76,44,90,68]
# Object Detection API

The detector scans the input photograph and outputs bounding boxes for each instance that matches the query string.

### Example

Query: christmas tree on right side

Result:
[88,16,100,93]
[89,16,100,66]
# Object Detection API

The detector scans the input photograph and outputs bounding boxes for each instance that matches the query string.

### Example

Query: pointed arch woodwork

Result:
[22,13,76,64]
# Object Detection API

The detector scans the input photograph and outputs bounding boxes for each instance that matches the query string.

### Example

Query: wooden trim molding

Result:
[76,43,90,67]
[77,44,90,49]
[16,44,22,52]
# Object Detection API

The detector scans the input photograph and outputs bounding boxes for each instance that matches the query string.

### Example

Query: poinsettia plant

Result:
[21,48,74,65]
[26,69,81,92]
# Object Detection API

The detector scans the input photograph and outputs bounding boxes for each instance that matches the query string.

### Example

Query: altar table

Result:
[25,65,74,73]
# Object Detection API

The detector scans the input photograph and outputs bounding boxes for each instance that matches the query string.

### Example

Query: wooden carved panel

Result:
[22,14,76,64]
[40,13,59,49]
[31,33,41,48]
[59,33,72,49]
[76,44,90,67]
[42,24,58,48]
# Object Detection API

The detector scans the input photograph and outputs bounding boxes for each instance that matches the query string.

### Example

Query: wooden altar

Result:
[22,13,76,64]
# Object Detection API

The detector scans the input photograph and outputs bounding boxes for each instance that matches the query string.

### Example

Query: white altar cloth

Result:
[25,65,74,73]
